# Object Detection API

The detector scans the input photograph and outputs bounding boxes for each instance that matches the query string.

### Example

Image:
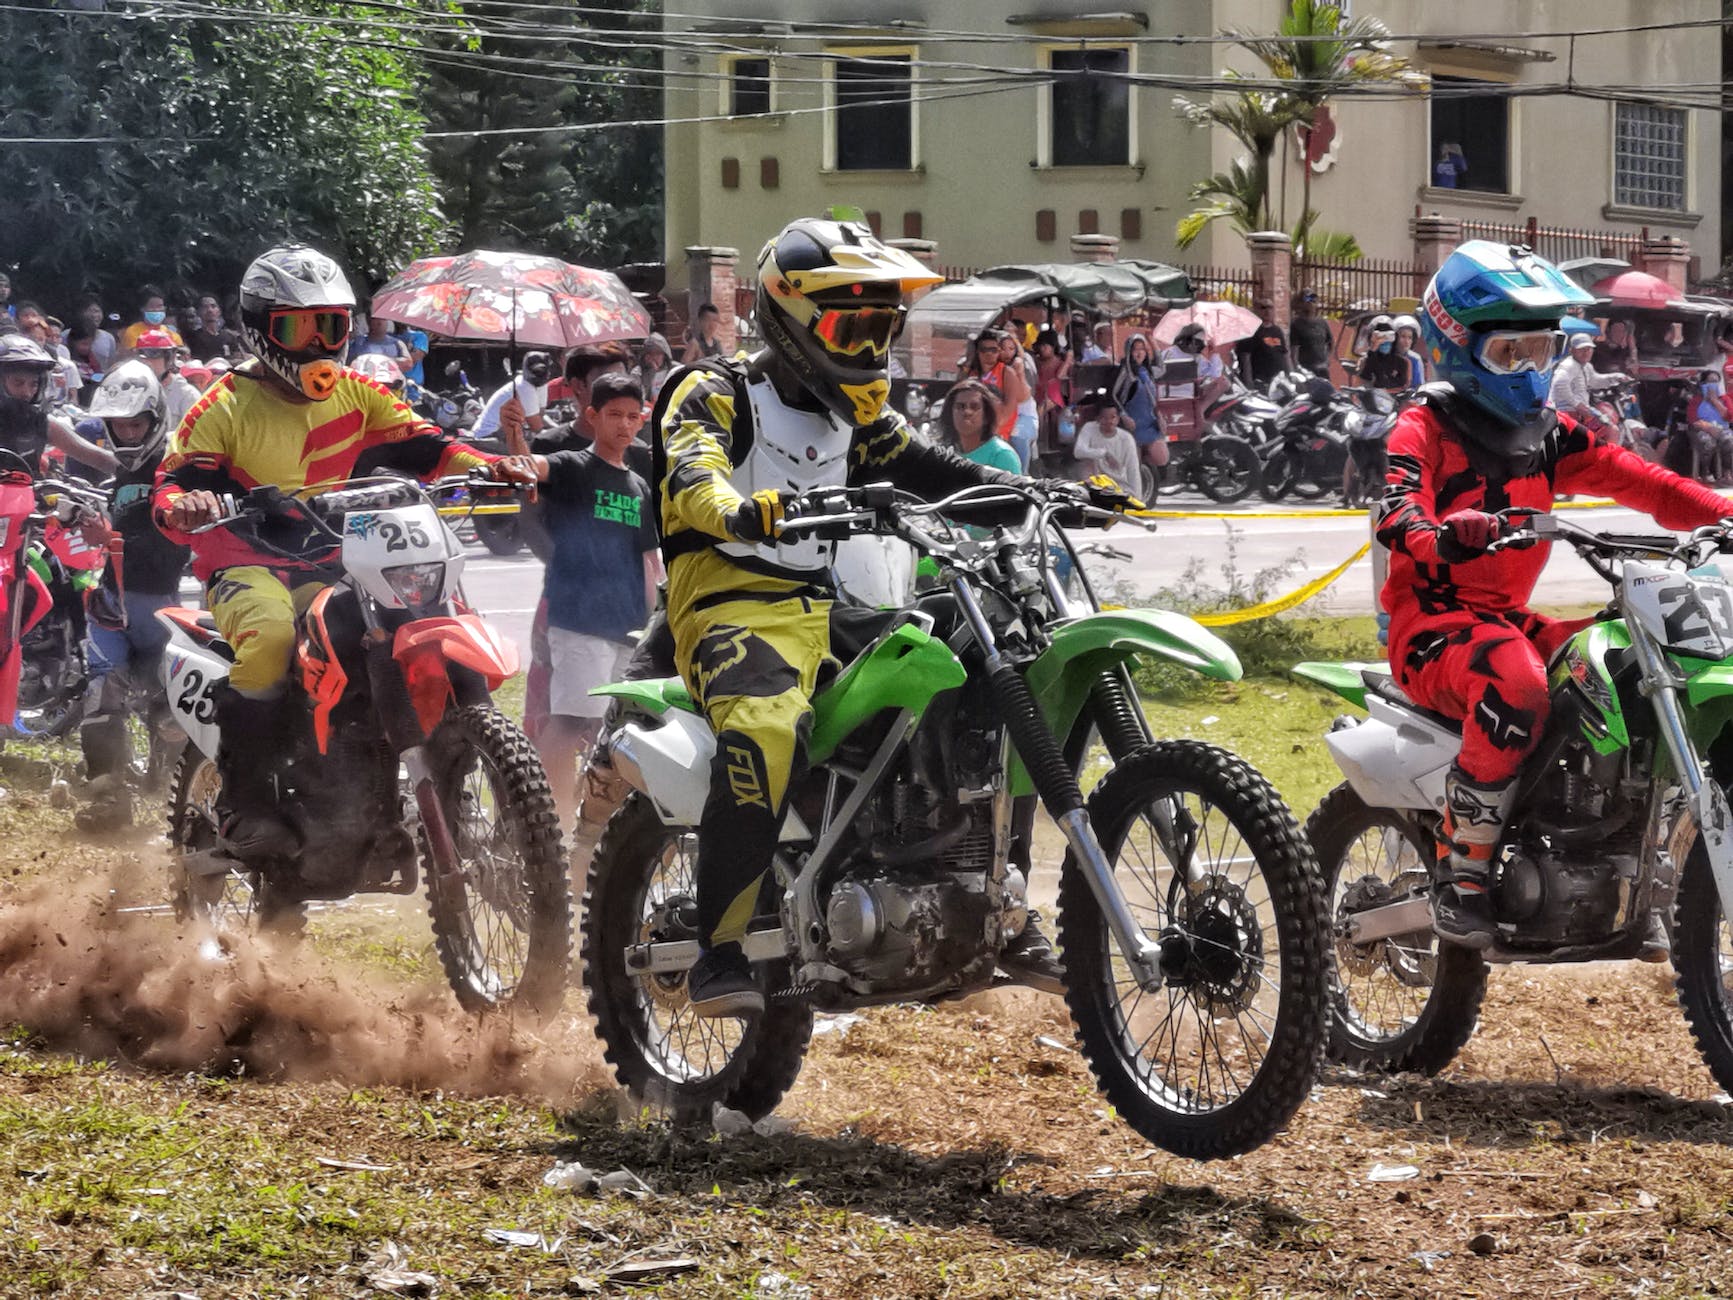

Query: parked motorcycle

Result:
[1153,431,1261,505]
[582,480,1329,1158]
[159,471,571,1015]
[1296,510,1733,1087]
[1256,376,1351,503]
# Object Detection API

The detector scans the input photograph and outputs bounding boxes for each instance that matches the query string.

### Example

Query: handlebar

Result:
[1484,506,1733,575]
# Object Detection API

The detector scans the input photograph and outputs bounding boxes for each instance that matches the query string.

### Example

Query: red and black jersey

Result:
[1378,396,1730,672]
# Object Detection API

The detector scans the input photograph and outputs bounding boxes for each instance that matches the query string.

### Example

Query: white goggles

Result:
[1476,329,1564,375]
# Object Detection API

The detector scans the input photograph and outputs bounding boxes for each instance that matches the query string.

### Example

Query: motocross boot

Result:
[75,712,133,832]
[999,911,1066,992]
[213,685,301,861]
[74,773,132,833]
[1432,770,1512,951]
[687,943,764,1019]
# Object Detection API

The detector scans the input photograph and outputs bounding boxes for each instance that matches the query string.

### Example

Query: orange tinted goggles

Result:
[813,307,901,359]
[267,308,351,352]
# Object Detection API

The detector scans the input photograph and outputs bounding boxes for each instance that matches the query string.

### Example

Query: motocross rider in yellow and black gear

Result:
[656,216,1066,1017]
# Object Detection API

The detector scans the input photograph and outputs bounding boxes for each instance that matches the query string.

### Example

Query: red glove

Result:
[1439,509,1502,562]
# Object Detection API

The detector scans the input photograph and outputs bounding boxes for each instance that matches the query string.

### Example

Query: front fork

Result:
[951,579,1165,991]
[1632,630,1733,925]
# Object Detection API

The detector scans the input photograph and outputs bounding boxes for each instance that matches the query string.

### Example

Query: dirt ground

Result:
[2,776,1733,1298]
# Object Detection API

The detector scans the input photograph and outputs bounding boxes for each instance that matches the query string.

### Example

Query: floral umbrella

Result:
[1151,300,1263,348]
[368,249,651,348]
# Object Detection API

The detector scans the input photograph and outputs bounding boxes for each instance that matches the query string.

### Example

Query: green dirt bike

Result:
[1298,510,1733,1091]
[581,481,1329,1159]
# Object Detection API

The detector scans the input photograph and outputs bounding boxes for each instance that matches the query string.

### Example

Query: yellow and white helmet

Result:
[755,215,941,427]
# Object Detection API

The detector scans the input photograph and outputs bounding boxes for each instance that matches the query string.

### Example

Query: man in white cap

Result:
[1548,331,1630,434]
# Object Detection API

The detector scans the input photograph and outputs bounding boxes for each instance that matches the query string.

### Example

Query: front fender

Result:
[1012,609,1241,795]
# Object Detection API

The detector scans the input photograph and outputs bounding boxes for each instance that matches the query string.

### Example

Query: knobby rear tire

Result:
[423,704,572,1018]
[1307,782,1487,1075]
[582,792,812,1123]
[1058,740,1329,1159]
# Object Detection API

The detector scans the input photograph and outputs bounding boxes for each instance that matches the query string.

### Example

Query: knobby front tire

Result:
[1058,740,1329,1159]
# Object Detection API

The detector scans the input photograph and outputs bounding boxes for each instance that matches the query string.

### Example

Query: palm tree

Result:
[1173,79,1305,233]
[1225,0,1410,236]
[1174,157,1265,250]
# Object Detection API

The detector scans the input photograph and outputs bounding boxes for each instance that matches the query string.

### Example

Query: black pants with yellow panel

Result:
[668,550,835,952]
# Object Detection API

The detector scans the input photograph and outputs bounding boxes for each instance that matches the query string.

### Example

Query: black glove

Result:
[727,488,799,544]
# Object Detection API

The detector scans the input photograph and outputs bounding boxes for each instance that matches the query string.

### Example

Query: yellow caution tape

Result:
[1193,542,1372,626]
[437,503,520,517]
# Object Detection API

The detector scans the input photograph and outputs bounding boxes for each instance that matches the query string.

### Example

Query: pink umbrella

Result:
[1152,300,1263,348]
[369,249,651,348]
[1590,269,1684,309]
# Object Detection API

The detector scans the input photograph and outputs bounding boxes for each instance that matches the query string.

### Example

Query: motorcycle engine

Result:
[1497,736,1644,947]
[821,782,1003,989]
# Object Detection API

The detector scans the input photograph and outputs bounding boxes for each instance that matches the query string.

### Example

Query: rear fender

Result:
[393,614,519,737]
[1292,660,1384,710]
[590,676,696,718]
[609,710,811,841]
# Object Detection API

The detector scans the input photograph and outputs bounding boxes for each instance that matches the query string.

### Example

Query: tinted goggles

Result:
[1476,329,1564,375]
[813,307,901,359]
[267,308,351,353]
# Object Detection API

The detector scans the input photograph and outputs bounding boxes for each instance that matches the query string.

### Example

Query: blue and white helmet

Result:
[1420,241,1594,431]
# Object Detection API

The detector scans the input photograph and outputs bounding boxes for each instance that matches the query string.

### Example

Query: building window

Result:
[831,54,912,171]
[1428,75,1510,194]
[1047,47,1130,166]
[728,57,772,118]
[1615,102,1687,211]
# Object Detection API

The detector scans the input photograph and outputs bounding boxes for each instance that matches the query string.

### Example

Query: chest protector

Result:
[713,374,854,576]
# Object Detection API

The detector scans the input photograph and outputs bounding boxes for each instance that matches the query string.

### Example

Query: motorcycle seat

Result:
[1359,668,1462,735]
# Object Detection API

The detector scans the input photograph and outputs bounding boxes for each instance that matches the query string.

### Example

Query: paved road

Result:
[444,496,1676,642]
[173,496,1696,652]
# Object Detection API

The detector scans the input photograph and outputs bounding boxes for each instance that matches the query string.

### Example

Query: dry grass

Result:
[1,682,1732,1298]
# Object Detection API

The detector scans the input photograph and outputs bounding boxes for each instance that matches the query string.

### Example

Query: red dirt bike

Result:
[159,472,571,1016]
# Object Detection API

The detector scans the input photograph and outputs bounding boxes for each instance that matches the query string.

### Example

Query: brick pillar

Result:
[1410,212,1462,276]
[1069,233,1120,264]
[1636,235,1691,294]
[684,245,740,351]
[887,237,940,379]
[1246,230,1294,329]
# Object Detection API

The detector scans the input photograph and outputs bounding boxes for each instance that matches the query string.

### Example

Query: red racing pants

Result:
[1392,609,1591,787]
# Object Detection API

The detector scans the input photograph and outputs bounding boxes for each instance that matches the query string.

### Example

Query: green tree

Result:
[0,0,447,306]
[1226,0,1410,237]
[420,0,661,267]
[1173,0,1412,259]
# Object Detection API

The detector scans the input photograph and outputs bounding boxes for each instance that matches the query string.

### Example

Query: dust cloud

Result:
[0,880,609,1100]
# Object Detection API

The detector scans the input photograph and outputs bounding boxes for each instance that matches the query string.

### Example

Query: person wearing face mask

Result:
[73,361,192,832]
[1357,314,1409,389]
[117,285,184,355]
[1379,243,1733,948]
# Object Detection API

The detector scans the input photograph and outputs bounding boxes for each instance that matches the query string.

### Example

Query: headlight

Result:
[1342,410,1365,436]
[382,561,447,610]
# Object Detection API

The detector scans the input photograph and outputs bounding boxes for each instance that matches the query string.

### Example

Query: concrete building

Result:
[661,2,1721,282]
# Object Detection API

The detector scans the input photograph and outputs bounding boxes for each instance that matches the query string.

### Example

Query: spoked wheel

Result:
[1192,436,1258,504]
[1307,783,1486,1074]
[423,705,571,1017]
[1257,451,1300,502]
[165,747,274,931]
[582,793,811,1122]
[1059,740,1329,1159]
[14,613,85,739]
[1672,819,1733,1095]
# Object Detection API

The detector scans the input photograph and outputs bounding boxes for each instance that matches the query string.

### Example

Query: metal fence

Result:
[1295,257,1428,316]
[1175,263,1255,304]
[1458,216,1648,263]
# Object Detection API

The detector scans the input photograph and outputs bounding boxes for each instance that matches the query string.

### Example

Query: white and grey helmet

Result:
[237,244,357,401]
[88,360,168,469]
